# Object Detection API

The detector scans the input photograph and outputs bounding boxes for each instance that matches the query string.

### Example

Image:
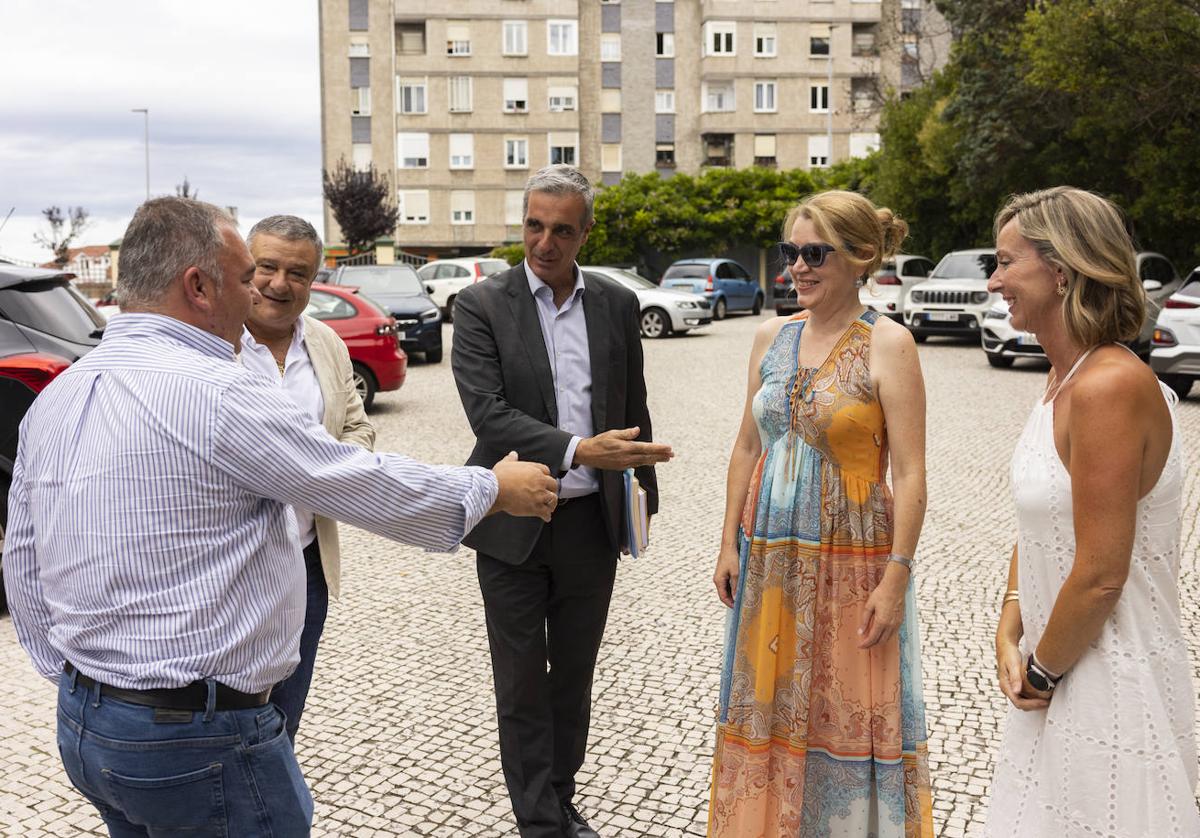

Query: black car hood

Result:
[366,292,437,317]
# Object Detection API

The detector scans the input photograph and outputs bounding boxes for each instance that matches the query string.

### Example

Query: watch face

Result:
[1027,668,1051,692]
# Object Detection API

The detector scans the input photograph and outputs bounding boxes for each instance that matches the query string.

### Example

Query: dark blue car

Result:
[328,264,444,363]
[659,258,763,321]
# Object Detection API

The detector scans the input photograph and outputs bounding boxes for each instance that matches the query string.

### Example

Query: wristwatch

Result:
[1026,654,1062,693]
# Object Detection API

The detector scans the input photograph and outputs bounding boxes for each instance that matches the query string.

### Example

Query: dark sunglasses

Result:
[778,241,838,269]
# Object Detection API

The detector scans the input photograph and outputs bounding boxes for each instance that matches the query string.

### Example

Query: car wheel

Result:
[1159,374,1193,400]
[986,354,1015,369]
[714,298,728,321]
[444,295,456,324]
[425,346,444,364]
[351,362,377,410]
[751,294,763,315]
[640,307,670,339]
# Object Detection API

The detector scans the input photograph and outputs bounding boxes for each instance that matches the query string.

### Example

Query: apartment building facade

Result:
[318,0,943,255]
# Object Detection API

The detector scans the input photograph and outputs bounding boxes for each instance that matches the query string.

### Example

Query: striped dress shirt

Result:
[4,313,497,693]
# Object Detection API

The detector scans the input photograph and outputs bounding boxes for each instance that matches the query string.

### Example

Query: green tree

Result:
[873,0,1200,265]
[1019,0,1200,263]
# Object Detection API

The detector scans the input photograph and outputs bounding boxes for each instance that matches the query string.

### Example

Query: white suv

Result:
[903,249,998,342]
[416,257,511,322]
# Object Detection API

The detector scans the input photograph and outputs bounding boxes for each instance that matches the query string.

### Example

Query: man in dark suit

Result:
[452,166,673,838]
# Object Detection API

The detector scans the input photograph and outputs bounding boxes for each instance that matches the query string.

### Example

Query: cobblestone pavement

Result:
[2,311,1198,837]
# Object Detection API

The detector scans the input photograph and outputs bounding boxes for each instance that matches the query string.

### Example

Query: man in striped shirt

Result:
[3,196,558,836]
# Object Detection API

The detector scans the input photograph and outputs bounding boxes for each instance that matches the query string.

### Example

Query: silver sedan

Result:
[581,266,712,339]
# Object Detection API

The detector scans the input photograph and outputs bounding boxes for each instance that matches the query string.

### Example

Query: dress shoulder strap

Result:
[1045,346,1098,402]
[1058,347,1096,388]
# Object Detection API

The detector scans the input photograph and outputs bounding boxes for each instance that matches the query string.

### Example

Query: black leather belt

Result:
[63,662,271,711]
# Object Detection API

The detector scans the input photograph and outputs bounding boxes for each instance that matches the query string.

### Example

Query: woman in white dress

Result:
[984,186,1200,837]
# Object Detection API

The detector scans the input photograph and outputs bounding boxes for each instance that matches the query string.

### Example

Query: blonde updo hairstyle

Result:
[783,190,909,282]
[994,187,1144,348]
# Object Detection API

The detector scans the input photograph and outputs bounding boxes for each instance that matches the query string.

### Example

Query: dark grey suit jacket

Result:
[451,264,659,565]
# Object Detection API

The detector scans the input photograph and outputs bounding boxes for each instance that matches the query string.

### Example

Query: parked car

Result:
[0,266,106,360]
[1149,266,1200,399]
[980,251,1183,367]
[416,256,511,322]
[90,288,121,320]
[304,283,408,409]
[904,249,998,342]
[659,258,763,320]
[324,264,444,363]
[0,265,103,611]
[580,266,712,338]
[859,255,936,322]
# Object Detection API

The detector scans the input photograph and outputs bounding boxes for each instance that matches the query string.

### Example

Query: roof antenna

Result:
[0,207,14,236]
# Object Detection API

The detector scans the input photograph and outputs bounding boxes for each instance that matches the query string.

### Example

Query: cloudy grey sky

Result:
[0,0,322,264]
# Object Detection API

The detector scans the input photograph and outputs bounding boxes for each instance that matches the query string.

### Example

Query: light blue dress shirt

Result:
[524,261,599,498]
[4,313,497,693]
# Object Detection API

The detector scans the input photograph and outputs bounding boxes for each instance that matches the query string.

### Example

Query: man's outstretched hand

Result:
[490,452,558,522]
[573,427,674,471]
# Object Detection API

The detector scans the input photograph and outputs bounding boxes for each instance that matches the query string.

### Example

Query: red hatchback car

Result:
[304,283,407,409]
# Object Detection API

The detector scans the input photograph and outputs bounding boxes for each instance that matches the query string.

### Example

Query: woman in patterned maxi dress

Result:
[710,191,934,837]
[985,188,1200,836]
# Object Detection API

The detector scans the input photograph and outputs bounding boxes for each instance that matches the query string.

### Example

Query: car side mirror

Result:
[425,284,435,295]
[1143,279,1163,292]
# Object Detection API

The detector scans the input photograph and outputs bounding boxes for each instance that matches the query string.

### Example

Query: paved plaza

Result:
[2,311,1198,837]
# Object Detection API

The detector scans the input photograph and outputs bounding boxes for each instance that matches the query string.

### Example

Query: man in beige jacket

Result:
[239,214,373,741]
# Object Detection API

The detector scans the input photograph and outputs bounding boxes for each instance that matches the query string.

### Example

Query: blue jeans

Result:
[270,540,329,742]
[57,674,313,837]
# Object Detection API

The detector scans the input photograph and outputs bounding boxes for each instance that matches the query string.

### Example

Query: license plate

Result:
[396,331,407,341]
[1017,332,1039,346]
[927,311,959,322]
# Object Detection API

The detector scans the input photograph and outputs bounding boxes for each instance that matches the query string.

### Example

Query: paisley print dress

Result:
[709,311,933,837]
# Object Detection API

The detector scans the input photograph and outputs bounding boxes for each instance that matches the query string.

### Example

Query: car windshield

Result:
[357,292,392,317]
[933,253,996,279]
[608,270,657,291]
[0,280,105,343]
[339,266,423,295]
[662,264,708,280]
[1179,271,1200,298]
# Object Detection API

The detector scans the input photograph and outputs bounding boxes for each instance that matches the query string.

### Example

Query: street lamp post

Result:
[131,108,149,200]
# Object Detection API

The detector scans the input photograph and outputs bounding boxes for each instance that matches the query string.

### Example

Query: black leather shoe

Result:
[562,802,600,838]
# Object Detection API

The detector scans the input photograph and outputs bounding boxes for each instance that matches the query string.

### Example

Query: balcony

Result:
[852,23,879,57]
[702,133,734,167]
[700,132,729,166]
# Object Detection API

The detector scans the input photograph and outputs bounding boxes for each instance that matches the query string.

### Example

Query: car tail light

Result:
[375,322,393,336]
[1165,297,1198,309]
[1153,328,1178,347]
[0,353,71,393]
[875,273,900,286]
[705,274,714,292]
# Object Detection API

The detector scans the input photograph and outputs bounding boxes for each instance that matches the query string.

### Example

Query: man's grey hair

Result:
[117,197,236,308]
[523,165,595,229]
[246,215,325,271]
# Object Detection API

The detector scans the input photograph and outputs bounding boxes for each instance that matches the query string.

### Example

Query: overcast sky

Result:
[0,0,322,264]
